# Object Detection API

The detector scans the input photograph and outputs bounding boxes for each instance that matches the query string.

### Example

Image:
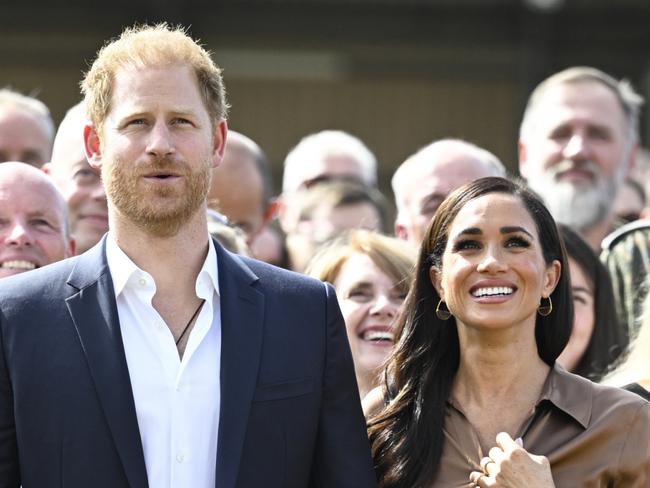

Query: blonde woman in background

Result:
[306,230,415,398]
[602,287,650,401]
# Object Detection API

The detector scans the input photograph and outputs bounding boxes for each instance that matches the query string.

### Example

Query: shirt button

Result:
[176,453,185,463]
[139,278,146,286]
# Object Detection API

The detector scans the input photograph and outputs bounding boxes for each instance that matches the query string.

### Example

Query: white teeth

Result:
[362,330,394,342]
[472,286,514,298]
[1,260,36,270]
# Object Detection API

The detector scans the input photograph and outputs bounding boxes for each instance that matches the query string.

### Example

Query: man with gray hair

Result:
[518,66,643,250]
[279,130,377,233]
[392,138,506,246]
[282,130,377,192]
[0,88,55,167]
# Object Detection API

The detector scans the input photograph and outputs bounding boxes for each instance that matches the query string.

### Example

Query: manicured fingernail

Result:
[515,437,523,446]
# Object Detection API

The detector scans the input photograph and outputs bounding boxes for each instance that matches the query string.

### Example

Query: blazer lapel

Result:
[65,238,148,488]
[215,244,265,488]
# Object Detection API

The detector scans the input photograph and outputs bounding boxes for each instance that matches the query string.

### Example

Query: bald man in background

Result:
[392,138,506,246]
[0,88,55,167]
[208,131,279,253]
[45,102,108,254]
[0,162,74,277]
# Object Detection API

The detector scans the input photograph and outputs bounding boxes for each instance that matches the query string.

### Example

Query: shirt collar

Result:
[105,232,220,298]
[446,363,593,430]
[198,237,220,298]
[537,363,593,429]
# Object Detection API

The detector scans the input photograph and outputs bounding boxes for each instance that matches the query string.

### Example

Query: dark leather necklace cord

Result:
[175,299,206,345]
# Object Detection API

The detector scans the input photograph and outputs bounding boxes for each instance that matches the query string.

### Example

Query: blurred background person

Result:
[0,162,74,278]
[365,177,650,487]
[45,101,108,254]
[278,129,377,235]
[557,224,626,381]
[612,176,646,225]
[600,218,650,340]
[306,229,415,398]
[518,67,643,250]
[207,130,278,249]
[0,88,54,167]
[248,224,289,269]
[206,209,251,256]
[285,180,390,272]
[600,150,650,344]
[602,284,650,401]
[392,138,506,246]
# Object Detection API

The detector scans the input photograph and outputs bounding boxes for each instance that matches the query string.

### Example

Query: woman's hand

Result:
[469,433,555,488]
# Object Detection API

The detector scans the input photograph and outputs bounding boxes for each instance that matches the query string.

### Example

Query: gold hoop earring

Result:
[538,296,552,317]
[436,299,452,320]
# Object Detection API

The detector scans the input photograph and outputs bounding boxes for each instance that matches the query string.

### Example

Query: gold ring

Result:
[480,457,495,471]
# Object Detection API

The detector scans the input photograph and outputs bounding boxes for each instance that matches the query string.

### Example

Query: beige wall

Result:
[227,76,519,197]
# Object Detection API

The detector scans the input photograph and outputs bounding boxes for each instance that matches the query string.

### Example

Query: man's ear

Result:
[66,237,77,258]
[262,198,280,226]
[84,124,103,170]
[276,195,298,234]
[211,119,228,169]
[429,266,445,301]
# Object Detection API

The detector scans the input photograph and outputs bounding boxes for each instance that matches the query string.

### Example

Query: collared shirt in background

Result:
[106,234,221,488]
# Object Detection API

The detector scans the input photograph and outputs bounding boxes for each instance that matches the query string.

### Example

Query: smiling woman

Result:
[556,224,626,381]
[305,230,415,399]
[364,177,650,488]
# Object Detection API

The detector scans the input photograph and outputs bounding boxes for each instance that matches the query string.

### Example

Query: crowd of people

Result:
[0,22,649,488]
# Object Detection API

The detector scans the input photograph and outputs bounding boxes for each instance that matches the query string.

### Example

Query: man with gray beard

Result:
[518,67,643,250]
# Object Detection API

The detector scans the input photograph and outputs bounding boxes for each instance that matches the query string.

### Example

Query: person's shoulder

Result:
[592,380,649,405]
[623,382,650,402]
[585,376,650,424]
[0,256,82,320]
[0,255,79,296]
[238,254,328,293]
[553,366,649,419]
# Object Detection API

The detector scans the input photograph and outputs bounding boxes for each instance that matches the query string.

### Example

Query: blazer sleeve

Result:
[0,312,20,488]
[309,283,378,488]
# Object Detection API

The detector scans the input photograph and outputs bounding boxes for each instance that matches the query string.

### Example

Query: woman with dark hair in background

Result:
[364,177,650,487]
[556,225,627,381]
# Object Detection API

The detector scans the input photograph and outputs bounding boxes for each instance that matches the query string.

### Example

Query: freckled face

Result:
[95,64,224,236]
[431,193,560,332]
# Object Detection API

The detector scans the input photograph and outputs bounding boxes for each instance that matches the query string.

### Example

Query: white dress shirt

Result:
[106,234,221,488]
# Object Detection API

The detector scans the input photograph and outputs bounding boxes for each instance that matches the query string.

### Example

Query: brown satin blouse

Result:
[432,365,650,487]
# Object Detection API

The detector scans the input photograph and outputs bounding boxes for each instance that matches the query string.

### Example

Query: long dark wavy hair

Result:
[558,224,627,381]
[367,177,573,487]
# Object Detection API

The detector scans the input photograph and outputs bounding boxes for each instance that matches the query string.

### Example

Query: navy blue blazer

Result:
[0,237,377,488]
